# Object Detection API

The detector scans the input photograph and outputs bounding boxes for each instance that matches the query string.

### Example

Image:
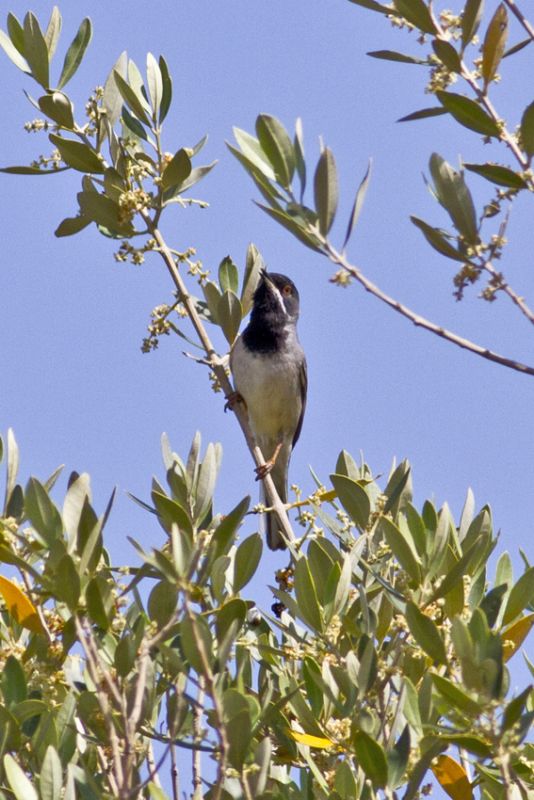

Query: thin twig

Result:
[502,0,534,42]
[325,242,534,376]
[192,677,205,800]
[170,738,180,800]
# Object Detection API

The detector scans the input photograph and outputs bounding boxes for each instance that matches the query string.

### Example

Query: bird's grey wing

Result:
[292,355,307,448]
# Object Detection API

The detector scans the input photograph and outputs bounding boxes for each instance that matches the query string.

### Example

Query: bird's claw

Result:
[224,391,246,413]
[254,442,283,481]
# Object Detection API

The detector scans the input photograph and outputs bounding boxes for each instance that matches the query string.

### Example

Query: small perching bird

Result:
[230,270,307,549]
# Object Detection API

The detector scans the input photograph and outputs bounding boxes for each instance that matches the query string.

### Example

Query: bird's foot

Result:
[224,391,246,413]
[255,442,283,481]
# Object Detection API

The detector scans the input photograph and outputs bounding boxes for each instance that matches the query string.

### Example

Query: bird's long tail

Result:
[260,457,288,551]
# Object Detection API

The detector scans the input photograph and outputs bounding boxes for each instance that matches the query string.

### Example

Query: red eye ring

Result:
[282,285,292,296]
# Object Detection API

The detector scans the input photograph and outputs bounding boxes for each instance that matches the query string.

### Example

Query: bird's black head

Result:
[243,270,301,353]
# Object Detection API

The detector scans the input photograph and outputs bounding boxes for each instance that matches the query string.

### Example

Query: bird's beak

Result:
[260,268,273,287]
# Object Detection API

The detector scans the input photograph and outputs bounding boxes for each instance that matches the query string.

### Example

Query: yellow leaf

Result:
[0,575,44,634]
[502,613,534,662]
[288,729,334,749]
[432,755,473,800]
[317,489,337,502]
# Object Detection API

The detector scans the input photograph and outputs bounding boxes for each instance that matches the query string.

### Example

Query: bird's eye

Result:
[282,285,292,296]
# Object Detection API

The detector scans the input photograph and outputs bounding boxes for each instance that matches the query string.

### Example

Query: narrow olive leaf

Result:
[44,7,62,60]
[241,243,264,316]
[503,37,531,58]
[113,69,151,125]
[429,153,478,243]
[23,12,49,87]
[393,0,438,34]
[481,3,508,89]
[348,0,392,13]
[232,127,276,180]
[49,134,104,174]
[166,161,217,196]
[161,148,192,190]
[314,147,338,235]
[388,726,411,789]
[0,28,30,72]
[202,281,222,323]
[103,51,127,128]
[256,114,295,188]
[398,106,447,122]
[219,256,239,294]
[343,159,372,251]
[233,533,262,592]
[38,91,74,128]
[410,216,466,261]
[432,673,481,715]
[146,52,162,119]
[256,203,323,252]
[77,191,134,236]
[294,117,306,200]
[6,13,25,55]
[4,754,39,800]
[432,39,462,72]
[55,214,91,237]
[57,17,92,89]
[405,601,447,663]
[503,567,534,625]
[367,49,427,64]
[40,744,63,800]
[520,101,534,157]
[122,105,148,140]
[217,290,242,344]
[330,474,370,528]
[353,732,388,788]
[0,165,68,175]
[462,0,484,50]
[436,91,500,137]
[158,55,172,123]
[380,517,422,585]
[294,557,323,631]
[463,162,527,189]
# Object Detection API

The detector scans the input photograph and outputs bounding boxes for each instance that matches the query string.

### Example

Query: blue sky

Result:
[1,0,533,793]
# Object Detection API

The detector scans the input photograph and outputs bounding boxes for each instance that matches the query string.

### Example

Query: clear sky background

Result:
[1,0,533,795]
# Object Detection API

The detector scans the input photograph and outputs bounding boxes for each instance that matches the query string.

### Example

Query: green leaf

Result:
[55,554,81,610]
[411,216,468,261]
[0,28,30,73]
[103,51,127,128]
[352,731,388,788]
[49,134,104,174]
[481,3,508,89]
[405,601,447,663]
[85,576,112,630]
[38,91,74,128]
[241,243,264,316]
[256,203,323,252]
[158,55,172,123]
[463,162,527,189]
[161,148,192,190]
[432,39,462,72]
[4,754,38,800]
[436,91,500,138]
[44,7,62,60]
[314,147,338,235]
[217,290,242,344]
[330,473,370,528]
[114,634,137,678]
[349,0,392,11]
[503,567,534,625]
[388,726,411,788]
[294,556,323,631]
[520,101,534,157]
[25,477,63,544]
[343,159,372,250]
[55,215,91,237]
[0,164,68,176]
[398,106,448,122]
[218,256,239,294]
[40,745,62,800]
[113,69,151,126]
[146,52,162,118]
[1,655,27,706]
[380,517,422,585]
[429,152,478,243]
[179,615,212,673]
[232,127,275,180]
[212,496,250,558]
[147,580,178,627]
[77,190,134,237]
[122,105,148,140]
[233,533,262,592]
[294,117,306,200]
[432,673,481,715]
[503,37,531,58]
[202,280,222,324]
[164,161,217,198]
[6,13,26,56]
[367,49,427,64]
[23,12,49,87]
[256,114,295,188]
[57,18,92,89]
[393,0,437,33]
[462,0,484,50]
[383,459,412,516]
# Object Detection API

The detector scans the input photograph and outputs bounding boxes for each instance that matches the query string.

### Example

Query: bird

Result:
[230,270,307,550]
